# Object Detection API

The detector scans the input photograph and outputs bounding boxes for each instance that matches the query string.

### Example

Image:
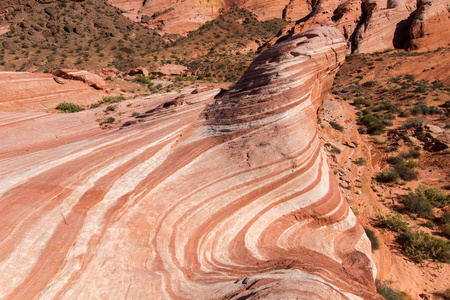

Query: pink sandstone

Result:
[0,27,381,299]
[0,72,106,112]
[409,0,450,51]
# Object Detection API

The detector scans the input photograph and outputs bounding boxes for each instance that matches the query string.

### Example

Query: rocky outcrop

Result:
[0,72,106,112]
[353,0,417,53]
[53,69,108,90]
[409,0,450,51]
[0,27,381,299]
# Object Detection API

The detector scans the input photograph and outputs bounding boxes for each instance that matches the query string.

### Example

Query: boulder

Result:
[53,69,108,90]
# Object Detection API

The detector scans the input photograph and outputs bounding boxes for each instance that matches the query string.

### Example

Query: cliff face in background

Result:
[108,0,450,53]
[0,27,382,299]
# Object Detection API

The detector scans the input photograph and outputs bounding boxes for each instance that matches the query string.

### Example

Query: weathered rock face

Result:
[354,0,417,53]
[0,27,381,299]
[0,72,105,112]
[409,0,450,51]
[108,0,310,34]
[53,69,108,90]
[109,0,449,53]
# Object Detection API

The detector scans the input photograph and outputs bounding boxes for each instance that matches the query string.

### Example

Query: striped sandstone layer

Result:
[0,71,106,112]
[0,27,380,299]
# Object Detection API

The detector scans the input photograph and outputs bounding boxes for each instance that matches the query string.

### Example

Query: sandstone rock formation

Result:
[107,0,311,34]
[354,0,417,53]
[109,0,449,53]
[53,69,108,90]
[409,0,450,51]
[0,72,106,112]
[0,27,381,299]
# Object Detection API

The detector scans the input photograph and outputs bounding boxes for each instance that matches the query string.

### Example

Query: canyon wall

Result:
[0,27,382,299]
[108,0,450,53]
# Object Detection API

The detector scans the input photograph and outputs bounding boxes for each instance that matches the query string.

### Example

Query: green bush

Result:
[364,227,380,251]
[105,105,116,112]
[403,192,434,218]
[443,224,450,238]
[376,169,399,183]
[100,117,115,125]
[402,230,450,262]
[355,157,366,166]
[329,121,344,132]
[375,280,404,300]
[443,212,450,224]
[394,163,418,181]
[55,101,83,113]
[353,97,371,107]
[358,113,393,135]
[415,185,449,208]
[378,214,408,232]
[102,95,125,103]
[402,117,428,129]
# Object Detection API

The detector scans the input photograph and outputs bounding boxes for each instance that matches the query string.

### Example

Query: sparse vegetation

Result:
[402,230,450,263]
[329,121,344,132]
[364,227,380,251]
[379,214,409,232]
[55,101,83,113]
[100,117,115,126]
[102,95,125,103]
[376,280,408,300]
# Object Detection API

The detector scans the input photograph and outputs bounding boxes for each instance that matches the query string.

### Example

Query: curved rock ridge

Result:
[0,71,106,112]
[0,27,380,299]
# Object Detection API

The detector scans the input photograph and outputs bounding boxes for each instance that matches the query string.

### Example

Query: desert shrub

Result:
[353,97,371,107]
[100,117,115,125]
[378,214,408,232]
[424,220,435,229]
[102,95,125,103]
[443,213,450,224]
[105,105,116,112]
[443,100,450,108]
[403,148,421,159]
[358,113,393,135]
[414,185,449,208]
[394,163,418,181]
[402,117,428,129]
[329,121,344,132]
[364,227,380,251]
[329,144,341,154]
[399,110,411,118]
[376,169,399,183]
[55,101,83,113]
[355,157,366,166]
[429,106,444,114]
[443,224,450,238]
[375,280,404,300]
[402,230,450,263]
[373,101,402,114]
[403,192,434,218]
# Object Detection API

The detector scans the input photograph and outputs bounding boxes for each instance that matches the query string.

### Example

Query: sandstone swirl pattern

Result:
[0,27,380,299]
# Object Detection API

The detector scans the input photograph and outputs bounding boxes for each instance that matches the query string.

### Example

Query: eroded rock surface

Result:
[53,69,108,90]
[409,0,450,51]
[0,27,381,299]
[0,72,105,112]
[111,0,449,53]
